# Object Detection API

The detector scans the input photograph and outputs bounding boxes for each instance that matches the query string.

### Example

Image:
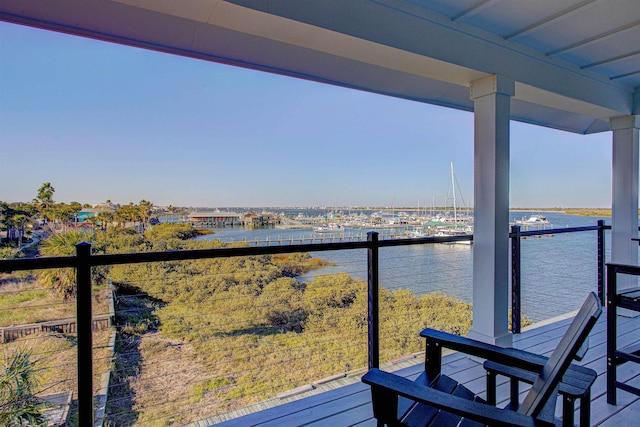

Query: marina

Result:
[194,210,610,324]
[181,205,477,235]
[179,206,557,243]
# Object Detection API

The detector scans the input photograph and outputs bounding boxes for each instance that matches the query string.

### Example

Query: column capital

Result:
[610,115,640,131]
[470,75,515,100]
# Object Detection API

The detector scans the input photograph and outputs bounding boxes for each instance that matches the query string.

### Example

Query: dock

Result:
[226,231,409,246]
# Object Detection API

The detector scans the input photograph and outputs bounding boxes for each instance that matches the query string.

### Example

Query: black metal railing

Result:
[509,219,607,333]
[605,262,640,404]
[0,221,608,425]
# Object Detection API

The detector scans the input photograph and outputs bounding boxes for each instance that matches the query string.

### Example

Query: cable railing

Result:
[509,220,606,332]
[0,222,608,425]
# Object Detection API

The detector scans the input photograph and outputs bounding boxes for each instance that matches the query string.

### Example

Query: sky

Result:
[0,21,614,209]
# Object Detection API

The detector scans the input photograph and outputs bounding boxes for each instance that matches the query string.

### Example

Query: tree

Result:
[97,210,115,229]
[138,200,154,230]
[48,202,83,227]
[34,183,55,221]
[115,203,142,228]
[0,204,32,248]
[8,213,29,248]
[67,202,82,222]
[38,230,107,299]
[0,349,47,426]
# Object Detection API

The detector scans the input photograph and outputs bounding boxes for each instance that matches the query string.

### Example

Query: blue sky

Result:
[0,22,612,208]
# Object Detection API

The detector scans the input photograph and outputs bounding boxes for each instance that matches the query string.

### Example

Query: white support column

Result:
[610,115,639,287]
[468,75,514,347]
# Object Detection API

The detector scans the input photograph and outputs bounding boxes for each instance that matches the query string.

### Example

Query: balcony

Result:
[0,222,637,426]
[1,1,638,425]
[209,311,640,426]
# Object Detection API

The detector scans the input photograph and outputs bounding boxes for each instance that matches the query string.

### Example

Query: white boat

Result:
[434,227,471,237]
[314,224,344,233]
[434,226,473,244]
[409,227,428,238]
[516,215,550,225]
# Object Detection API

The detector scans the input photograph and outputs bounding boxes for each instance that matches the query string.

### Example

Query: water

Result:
[196,210,610,322]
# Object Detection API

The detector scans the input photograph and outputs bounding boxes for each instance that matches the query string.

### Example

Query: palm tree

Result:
[10,213,30,248]
[67,202,82,224]
[0,204,32,248]
[138,200,154,230]
[48,202,82,229]
[39,230,108,300]
[0,349,47,426]
[34,183,55,219]
[39,230,89,299]
[115,203,142,229]
[97,210,115,230]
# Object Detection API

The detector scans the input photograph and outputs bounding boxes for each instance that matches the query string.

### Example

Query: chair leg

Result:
[607,290,617,405]
[486,371,496,405]
[562,395,575,427]
[510,379,519,409]
[580,390,590,427]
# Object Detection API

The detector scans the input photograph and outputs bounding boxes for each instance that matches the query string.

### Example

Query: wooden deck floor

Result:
[209,311,640,426]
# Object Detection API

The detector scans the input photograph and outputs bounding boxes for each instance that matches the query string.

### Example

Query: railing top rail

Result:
[377,234,473,247]
[0,240,369,272]
[0,222,606,273]
[0,255,77,272]
[606,263,640,275]
[510,224,602,238]
[0,233,477,272]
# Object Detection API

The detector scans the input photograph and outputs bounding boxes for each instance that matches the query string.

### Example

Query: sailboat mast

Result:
[451,162,457,227]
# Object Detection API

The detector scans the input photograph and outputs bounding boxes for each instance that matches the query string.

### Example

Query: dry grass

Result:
[1,272,115,422]
[1,329,114,398]
[0,273,112,327]
[131,334,211,425]
[106,332,225,426]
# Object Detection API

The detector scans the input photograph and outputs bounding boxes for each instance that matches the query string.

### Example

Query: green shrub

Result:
[0,349,47,426]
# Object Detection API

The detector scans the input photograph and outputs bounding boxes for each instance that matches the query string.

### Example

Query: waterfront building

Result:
[188,211,242,227]
[242,211,280,228]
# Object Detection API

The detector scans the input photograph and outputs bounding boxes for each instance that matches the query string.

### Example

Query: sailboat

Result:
[434,162,473,243]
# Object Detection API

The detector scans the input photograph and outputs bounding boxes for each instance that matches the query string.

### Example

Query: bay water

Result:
[197,211,611,323]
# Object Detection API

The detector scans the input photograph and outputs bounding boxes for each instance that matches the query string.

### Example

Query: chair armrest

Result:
[484,360,596,398]
[420,328,545,372]
[485,360,538,384]
[362,369,554,427]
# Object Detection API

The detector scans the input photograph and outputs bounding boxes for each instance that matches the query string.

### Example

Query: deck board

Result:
[210,310,640,426]
[255,389,372,427]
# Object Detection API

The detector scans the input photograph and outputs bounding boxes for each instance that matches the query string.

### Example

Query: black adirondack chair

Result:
[362,292,601,427]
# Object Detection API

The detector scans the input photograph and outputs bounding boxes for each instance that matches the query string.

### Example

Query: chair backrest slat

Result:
[518,292,601,417]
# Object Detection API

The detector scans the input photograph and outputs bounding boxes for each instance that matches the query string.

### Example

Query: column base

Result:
[467,328,513,348]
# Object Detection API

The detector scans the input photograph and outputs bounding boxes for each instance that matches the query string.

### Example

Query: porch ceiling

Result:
[1,0,638,134]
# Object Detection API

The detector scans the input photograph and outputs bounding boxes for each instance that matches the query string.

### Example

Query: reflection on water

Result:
[198,211,610,322]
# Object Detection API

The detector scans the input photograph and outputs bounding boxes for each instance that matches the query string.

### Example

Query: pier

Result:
[185,211,283,229]
[226,230,409,246]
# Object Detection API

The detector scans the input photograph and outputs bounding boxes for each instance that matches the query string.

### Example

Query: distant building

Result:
[188,211,242,226]
[243,212,280,228]
[77,204,115,222]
